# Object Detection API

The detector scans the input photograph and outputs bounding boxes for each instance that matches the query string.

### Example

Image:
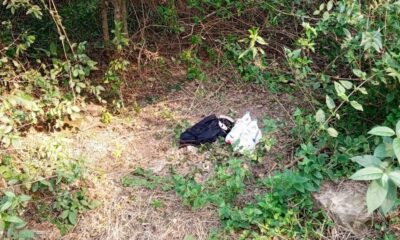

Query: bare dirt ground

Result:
[24,69,300,240]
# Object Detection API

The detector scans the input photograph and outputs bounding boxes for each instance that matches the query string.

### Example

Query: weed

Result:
[150,199,165,209]
[101,111,113,124]
[173,120,191,146]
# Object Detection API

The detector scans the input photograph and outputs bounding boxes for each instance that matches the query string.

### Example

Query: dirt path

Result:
[27,79,299,240]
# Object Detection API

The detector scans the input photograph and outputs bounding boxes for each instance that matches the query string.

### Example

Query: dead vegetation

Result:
[16,65,300,239]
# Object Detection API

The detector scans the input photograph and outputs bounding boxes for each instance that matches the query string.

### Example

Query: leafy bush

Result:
[0,3,103,148]
[0,137,97,238]
[350,121,400,214]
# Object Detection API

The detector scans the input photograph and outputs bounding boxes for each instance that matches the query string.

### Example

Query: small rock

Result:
[185,145,197,154]
[149,160,167,173]
[84,103,104,117]
[313,181,372,234]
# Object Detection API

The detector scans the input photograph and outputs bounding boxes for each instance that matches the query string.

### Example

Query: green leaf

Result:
[19,195,31,202]
[334,82,346,95]
[4,191,15,198]
[4,216,25,224]
[374,143,387,158]
[393,138,400,161]
[350,167,383,180]
[326,95,335,110]
[0,201,12,212]
[350,155,381,167]
[350,101,363,111]
[380,181,397,215]
[251,47,257,59]
[327,0,333,11]
[68,211,77,225]
[327,127,338,137]
[60,210,69,219]
[238,48,250,59]
[368,126,395,137]
[256,36,267,45]
[358,87,368,94]
[353,69,367,79]
[396,121,400,137]
[361,30,383,52]
[367,180,388,213]
[382,173,389,187]
[389,171,400,187]
[315,109,325,123]
[19,229,35,239]
[339,80,353,89]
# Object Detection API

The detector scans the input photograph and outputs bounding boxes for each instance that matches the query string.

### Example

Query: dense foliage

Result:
[1,0,400,239]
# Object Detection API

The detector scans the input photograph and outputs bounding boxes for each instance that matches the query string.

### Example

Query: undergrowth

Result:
[2,0,400,239]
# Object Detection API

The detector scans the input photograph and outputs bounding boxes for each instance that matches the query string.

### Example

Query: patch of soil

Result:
[22,76,300,239]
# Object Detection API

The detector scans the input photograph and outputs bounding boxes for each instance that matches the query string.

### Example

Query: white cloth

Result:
[225,112,262,153]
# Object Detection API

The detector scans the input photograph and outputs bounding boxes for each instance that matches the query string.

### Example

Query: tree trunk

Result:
[112,0,122,23]
[110,0,129,37]
[101,0,110,42]
[121,0,128,37]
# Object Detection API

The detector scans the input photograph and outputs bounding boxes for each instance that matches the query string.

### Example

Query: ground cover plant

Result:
[1,0,400,239]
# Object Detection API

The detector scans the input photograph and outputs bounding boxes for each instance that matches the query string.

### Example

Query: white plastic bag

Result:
[225,112,262,153]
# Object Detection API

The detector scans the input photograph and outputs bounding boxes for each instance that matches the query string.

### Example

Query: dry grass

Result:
[22,69,302,239]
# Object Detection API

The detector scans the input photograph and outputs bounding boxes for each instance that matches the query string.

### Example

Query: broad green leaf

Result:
[374,143,386,158]
[393,138,400,161]
[350,101,363,111]
[334,82,346,95]
[326,95,335,110]
[343,28,351,38]
[389,171,400,187]
[315,109,325,123]
[350,167,383,180]
[19,195,31,202]
[352,69,366,79]
[327,127,338,137]
[368,126,395,137]
[251,47,257,59]
[396,121,400,137]
[4,191,15,198]
[381,173,389,187]
[18,229,35,239]
[322,11,330,20]
[327,0,333,11]
[68,211,77,225]
[386,67,400,82]
[350,155,381,167]
[358,87,368,94]
[367,180,388,213]
[60,210,69,219]
[339,80,353,89]
[238,48,250,59]
[4,216,25,224]
[361,30,383,52]
[0,201,12,212]
[380,180,397,215]
[256,36,267,45]
[385,142,395,158]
